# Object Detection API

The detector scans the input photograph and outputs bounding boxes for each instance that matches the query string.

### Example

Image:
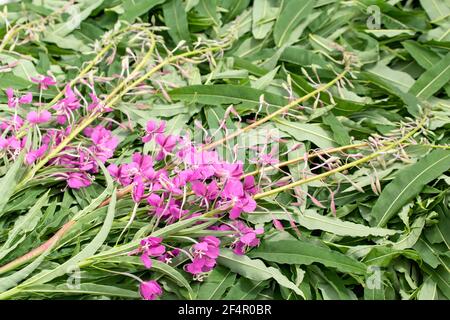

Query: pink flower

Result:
[25,144,48,165]
[243,175,258,195]
[1,115,24,131]
[52,85,80,123]
[0,136,25,153]
[19,93,32,104]
[132,176,145,203]
[185,236,220,275]
[140,280,163,300]
[31,75,56,90]
[88,125,119,162]
[5,89,32,108]
[155,134,177,160]
[5,88,16,108]
[26,110,52,124]
[213,162,243,179]
[87,92,112,112]
[147,193,188,222]
[67,172,92,189]
[222,179,257,219]
[131,153,155,179]
[142,120,166,143]
[139,236,166,269]
[191,180,219,201]
[158,249,180,264]
[230,221,264,255]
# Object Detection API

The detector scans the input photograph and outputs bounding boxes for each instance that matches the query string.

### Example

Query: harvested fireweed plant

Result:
[0,0,449,300]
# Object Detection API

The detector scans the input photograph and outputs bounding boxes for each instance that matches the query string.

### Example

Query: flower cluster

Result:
[1,77,119,189]
[108,119,259,223]
[2,78,265,300]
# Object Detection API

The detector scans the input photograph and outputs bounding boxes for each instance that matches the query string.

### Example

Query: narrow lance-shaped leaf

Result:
[372,149,450,227]
[249,239,368,275]
[409,52,450,99]
[20,189,117,287]
[163,0,191,45]
[169,84,288,108]
[218,249,305,298]
[273,0,314,47]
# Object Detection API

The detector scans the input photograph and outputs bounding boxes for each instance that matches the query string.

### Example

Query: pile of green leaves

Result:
[0,0,449,300]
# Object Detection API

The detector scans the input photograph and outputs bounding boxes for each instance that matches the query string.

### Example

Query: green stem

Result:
[202,69,349,150]
[15,37,224,190]
[254,114,428,200]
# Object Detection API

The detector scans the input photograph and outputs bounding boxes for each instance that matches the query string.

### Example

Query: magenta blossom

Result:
[67,172,92,189]
[132,176,145,203]
[155,133,177,161]
[26,110,52,124]
[25,144,48,165]
[87,92,112,113]
[213,162,243,180]
[142,120,166,143]
[87,125,119,162]
[222,179,257,219]
[158,249,180,264]
[155,134,178,161]
[0,136,25,153]
[1,115,24,131]
[230,221,264,255]
[6,89,32,108]
[53,85,80,124]
[147,193,188,222]
[185,236,220,276]
[139,236,166,269]
[191,180,219,204]
[31,75,56,90]
[140,280,163,300]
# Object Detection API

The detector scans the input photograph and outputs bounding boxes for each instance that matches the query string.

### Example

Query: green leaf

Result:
[252,0,279,39]
[275,119,336,149]
[169,84,287,108]
[273,0,314,47]
[293,209,399,237]
[22,283,140,298]
[196,0,220,26]
[280,46,329,68]
[425,265,450,299]
[197,266,236,299]
[419,0,450,21]
[218,249,305,298]
[322,112,351,146]
[392,216,426,250]
[366,63,415,93]
[163,0,191,45]
[372,149,450,227]
[121,0,166,22]
[0,191,49,261]
[417,277,439,300]
[250,239,367,275]
[409,52,450,99]
[0,152,25,217]
[224,278,268,300]
[21,189,117,287]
